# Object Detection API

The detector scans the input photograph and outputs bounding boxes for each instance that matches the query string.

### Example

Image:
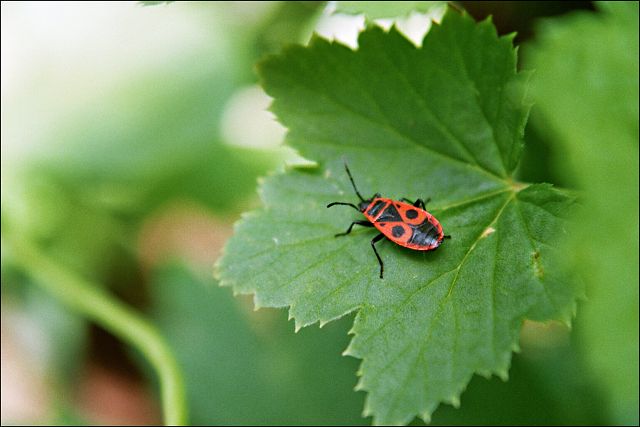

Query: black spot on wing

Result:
[405,209,418,219]
[392,225,405,238]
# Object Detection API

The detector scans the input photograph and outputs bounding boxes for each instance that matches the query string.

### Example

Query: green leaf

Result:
[526,2,639,424]
[216,8,578,424]
[335,1,446,19]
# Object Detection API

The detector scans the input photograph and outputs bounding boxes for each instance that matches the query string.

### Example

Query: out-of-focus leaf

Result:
[431,324,606,425]
[139,1,173,5]
[217,9,580,424]
[1,276,88,395]
[526,2,639,424]
[515,122,568,189]
[251,1,324,58]
[147,264,365,425]
[2,6,282,418]
[35,54,274,218]
[3,19,280,288]
[335,1,446,19]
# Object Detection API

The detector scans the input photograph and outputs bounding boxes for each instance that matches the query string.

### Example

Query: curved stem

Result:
[9,236,188,426]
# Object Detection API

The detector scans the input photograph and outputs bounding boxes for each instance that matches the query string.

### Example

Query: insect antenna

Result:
[343,160,365,202]
[327,202,359,211]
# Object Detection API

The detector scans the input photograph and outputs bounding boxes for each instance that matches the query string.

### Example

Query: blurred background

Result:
[1,1,637,425]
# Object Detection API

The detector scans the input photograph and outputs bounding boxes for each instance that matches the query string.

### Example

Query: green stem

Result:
[9,237,188,426]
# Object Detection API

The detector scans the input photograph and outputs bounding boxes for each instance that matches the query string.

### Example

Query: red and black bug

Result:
[327,162,451,279]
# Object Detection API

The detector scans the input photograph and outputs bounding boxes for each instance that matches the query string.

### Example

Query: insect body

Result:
[327,162,450,279]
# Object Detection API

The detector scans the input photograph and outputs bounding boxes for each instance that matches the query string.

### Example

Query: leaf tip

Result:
[447,394,461,408]
[252,294,263,311]
[502,31,518,43]
[308,31,327,47]
[419,410,432,424]
[478,368,492,379]
[560,316,573,330]
[361,400,374,418]
[497,368,509,382]
[342,342,356,357]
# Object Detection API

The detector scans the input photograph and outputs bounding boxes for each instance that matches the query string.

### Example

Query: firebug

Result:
[327,162,451,278]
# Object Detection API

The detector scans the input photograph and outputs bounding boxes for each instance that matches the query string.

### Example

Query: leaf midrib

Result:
[356,190,514,355]
[369,191,516,422]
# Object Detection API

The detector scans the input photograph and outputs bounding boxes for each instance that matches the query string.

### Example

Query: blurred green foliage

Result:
[149,264,365,425]
[1,2,637,426]
[431,333,606,425]
[334,1,446,19]
[526,2,639,424]
[2,2,312,421]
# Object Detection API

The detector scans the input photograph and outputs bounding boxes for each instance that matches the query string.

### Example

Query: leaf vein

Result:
[377,38,481,168]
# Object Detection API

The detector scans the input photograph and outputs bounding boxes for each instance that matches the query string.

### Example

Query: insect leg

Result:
[416,198,431,209]
[335,220,373,237]
[371,233,385,279]
[400,197,431,209]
